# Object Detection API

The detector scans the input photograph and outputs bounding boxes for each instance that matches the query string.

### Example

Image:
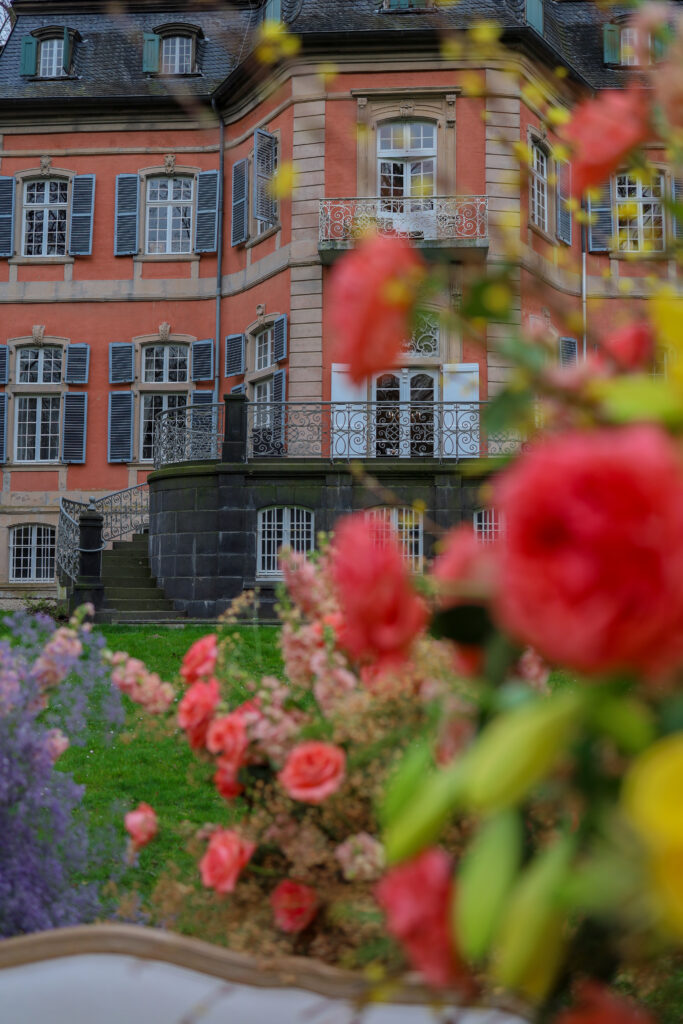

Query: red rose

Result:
[600,322,654,372]
[177,678,220,749]
[563,86,651,198]
[555,982,655,1024]
[213,757,244,801]
[180,634,217,685]
[270,879,319,933]
[206,712,248,769]
[199,829,255,893]
[494,426,683,676]
[278,741,346,804]
[124,802,157,851]
[330,514,428,667]
[375,848,475,992]
[329,233,425,384]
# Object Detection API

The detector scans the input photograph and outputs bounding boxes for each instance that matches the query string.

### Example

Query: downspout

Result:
[581,211,587,361]
[212,97,225,405]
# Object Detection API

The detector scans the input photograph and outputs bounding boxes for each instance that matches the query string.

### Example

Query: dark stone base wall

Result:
[148,459,489,619]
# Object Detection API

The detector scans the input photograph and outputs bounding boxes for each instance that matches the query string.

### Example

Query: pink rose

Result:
[431,524,496,608]
[335,832,385,881]
[199,829,255,893]
[124,803,158,851]
[600,322,654,372]
[45,728,69,762]
[494,426,683,676]
[278,741,346,804]
[270,879,319,933]
[180,634,218,685]
[177,678,220,749]
[206,712,248,768]
[213,757,244,801]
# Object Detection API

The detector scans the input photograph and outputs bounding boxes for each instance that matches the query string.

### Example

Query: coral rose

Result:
[124,803,158,851]
[329,233,426,384]
[562,87,651,198]
[199,829,255,894]
[206,711,248,768]
[270,879,319,933]
[431,524,496,608]
[555,982,655,1024]
[600,322,654,371]
[330,513,428,666]
[278,741,346,804]
[494,426,683,677]
[177,678,220,749]
[213,757,244,801]
[375,848,475,992]
[180,633,217,685]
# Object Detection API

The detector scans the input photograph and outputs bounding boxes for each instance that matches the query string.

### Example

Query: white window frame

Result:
[257,506,314,578]
[366,506,424,572]
[255,327,274,372]
[141,344,189,383]
[474,508,505,544]
[39,38,66,78]
[615,171,665,253]
[377,121,436,229]
[14,394,61,463]
[145,176,194,255]
[253,376,274,429]
[530,144,549,233]
[9,524,56,582]
[139,392,188,462]
[22,178,69,257]
[17,346,63,384]
[372,368,438,458]
[161,35,194,75]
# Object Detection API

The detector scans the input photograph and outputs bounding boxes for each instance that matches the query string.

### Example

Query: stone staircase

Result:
[97,533,186,624]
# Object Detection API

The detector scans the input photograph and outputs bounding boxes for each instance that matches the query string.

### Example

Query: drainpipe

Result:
[212,97,225,405]
[581,211,587,361]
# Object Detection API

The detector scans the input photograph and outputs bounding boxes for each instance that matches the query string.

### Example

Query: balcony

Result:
[318,196,488,262]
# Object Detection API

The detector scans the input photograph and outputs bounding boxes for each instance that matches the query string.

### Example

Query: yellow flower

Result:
[268,162,299,200]
[255,21,301,64]
[622,732,683,849]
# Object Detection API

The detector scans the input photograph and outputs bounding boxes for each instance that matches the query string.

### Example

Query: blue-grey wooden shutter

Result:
[0,346,7,385]
[65,344,90,384]
[0,394,7,463]
[20,36,38,76]
[191,339,214,381]
[587,181,613,252]
[194,170,220,253]
[69,174,96,255]
[231,383,245,395]
[653,30,667,62]
[108,392,134,462]
[231,159,249,246]
[0,177,16,258]
[559,338,578,367]
[109,342,134,384]
[142,32,160,73]
[62,393,87,463]
[556,161,572,245]
[603,24,620,63]
[273,368,286,445]
[673,178,683,240]
[225,333,245,376]
[62,27,73,74]
[114,174,140,255]
[253,129,277,227]
[526,0,544,35]
[272,315,287,362]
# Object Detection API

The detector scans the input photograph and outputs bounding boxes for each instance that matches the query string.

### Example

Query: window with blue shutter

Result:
[225,333,245,376]
[65,344,90,384]
[272,315,287,362]
[0,394,7,463]
[108,393,134,462]
[0,346,8,386]
[673,178,683,240]
[253,129,277,228]
[114,174,140,256]
[109,342,135,384]
[231,159,249,246]
[556,161,572,246]
[272,368,286,445]
[559,338,578,367]
[69,175,95,256]
[143,32,160,73]
[194,170,220,253]
[526,0,544,35]
[191,339,214,381]
[603,24,620,63]
[0,177,16,258]
[231,383,245,395]
[587,182,613,252]
[62,393,87,463]
[20,36,38,76]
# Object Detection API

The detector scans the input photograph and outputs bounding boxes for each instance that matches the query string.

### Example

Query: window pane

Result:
[39,396,60,461]
[16,397,38,460]
[18,348,40,384]
[256,329,273,371]
[23,179,68,256]
[10,524,55,582]
[168,345,189,382]
[146,176,193,254]
[41,347,62,384]
[39,38,65,78]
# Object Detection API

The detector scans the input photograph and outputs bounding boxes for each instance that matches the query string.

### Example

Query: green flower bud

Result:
[383,756,470,865]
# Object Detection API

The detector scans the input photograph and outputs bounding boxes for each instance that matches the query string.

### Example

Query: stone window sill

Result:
[245,225,280,249]
[134,253,200,263]
[9,461,63,469]
[245,368,276,386]
[529,222,557,246]
[9,255,74,265]
[609,249,667,261]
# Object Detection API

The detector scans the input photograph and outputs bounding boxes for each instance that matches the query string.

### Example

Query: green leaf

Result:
[594,375,683,427]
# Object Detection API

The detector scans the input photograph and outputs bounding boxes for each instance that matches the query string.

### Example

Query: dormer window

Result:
[161,35,193,75]
[39,38,65,78]
[20,29,75,78]
[143,25,201,75]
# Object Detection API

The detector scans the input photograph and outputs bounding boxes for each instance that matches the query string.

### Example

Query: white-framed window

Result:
[378,121,436,222]
[140,393,187,462]
[615,172,665,252]
[620,26,639,65]
[530,144,548,232]
[142,344,189,383]
[255,327,274,371]
[373,369,437,458]
[474,508,505,544]
[14,395,61,462]
[22,179,68,257]
[39,38,66,78]
[10,524,56,582]
[161,35,194,74]
[257,506,314,577]
[17,347,63,384]
[253,377,274,428]
[366,506,424,572]
[145,176,193,254]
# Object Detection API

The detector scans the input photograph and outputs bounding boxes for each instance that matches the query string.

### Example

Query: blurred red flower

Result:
[599,322,655,372]
[124,802,158,851]
[213,757,244,801]
[329,233,425,384]
[270,879,319,933]
[206,711,248,768]
[494,426,683,677]
[278,740,346,804]
[178,678,220,749]
[431,524,496,608]
[199,829,254,894]
[555,981,656,1024]
[180,633,217,685]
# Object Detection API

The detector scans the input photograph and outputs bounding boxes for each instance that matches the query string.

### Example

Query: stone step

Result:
[103,585,163,600]
[105,595,175,609]
[97,609,187,623]
[111,539,149,552]
[101,567,154,581]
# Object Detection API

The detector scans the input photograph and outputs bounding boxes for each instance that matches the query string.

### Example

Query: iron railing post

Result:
[222,393,248,462]
[69,498,105,615]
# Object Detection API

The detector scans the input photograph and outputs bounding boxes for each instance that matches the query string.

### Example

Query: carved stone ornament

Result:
[398,101,415,118]
[163,154,177,175]
[158,322,171,342]
[256,303,266,322]
[40,156,52,176]
[446,94,456,126]
[32,325,46,344]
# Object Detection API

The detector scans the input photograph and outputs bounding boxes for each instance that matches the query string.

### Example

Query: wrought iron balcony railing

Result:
[153,402,225,470]
[319,196,488,245]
